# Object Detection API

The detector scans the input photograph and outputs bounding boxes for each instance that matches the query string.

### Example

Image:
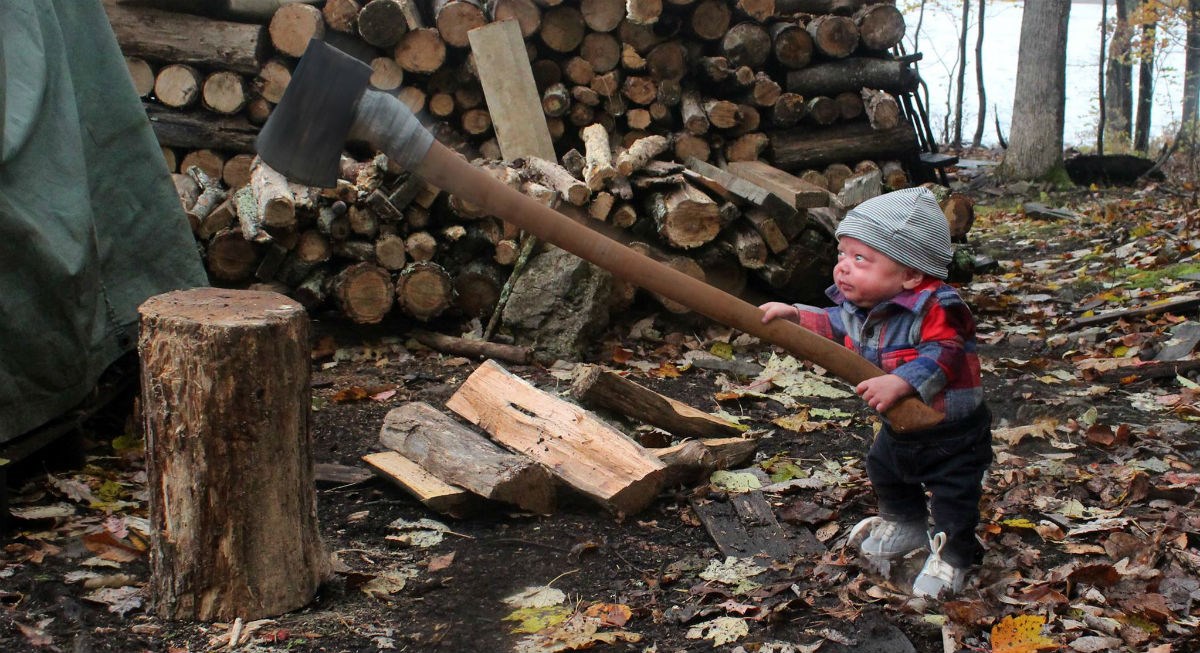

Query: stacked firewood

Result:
[106,0,934,325]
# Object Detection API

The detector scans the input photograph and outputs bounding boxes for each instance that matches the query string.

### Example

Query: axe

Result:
[256,40,943,433]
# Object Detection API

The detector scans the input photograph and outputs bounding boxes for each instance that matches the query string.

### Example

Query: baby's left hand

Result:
[855,374,916,413]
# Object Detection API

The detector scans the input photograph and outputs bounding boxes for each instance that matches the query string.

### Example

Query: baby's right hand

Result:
[759,302,799,324]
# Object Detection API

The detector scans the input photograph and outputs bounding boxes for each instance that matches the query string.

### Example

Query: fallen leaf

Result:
[330,386,370,403]
[686,616,748,646]
[504,605,572,634]
[503,586,566,609]
[16,621,53,647]
[583,602,632,627]
[990,614,1058,653]
[710,470,762,492]
[360,569,417,599]
[427,552,455,572]
[82,585,143,616]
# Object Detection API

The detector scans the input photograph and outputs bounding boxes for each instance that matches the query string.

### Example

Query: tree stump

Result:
[138,288,330,621]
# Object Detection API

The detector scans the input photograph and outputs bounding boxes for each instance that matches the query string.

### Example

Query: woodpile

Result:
[369,360,755,516]
[105,0,946,328]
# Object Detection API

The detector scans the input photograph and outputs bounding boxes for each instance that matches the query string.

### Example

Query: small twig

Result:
[492,538,572,554]
[483,234,539,341]
[546,568,581,587]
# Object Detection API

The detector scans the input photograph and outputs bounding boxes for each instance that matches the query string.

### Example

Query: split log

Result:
[854,2,905,51]
[138,288,329,621]
[703,99,742,129]
[725,160,829,209]
[524,157,590,205]
[786,57,919,97]
[332,262,395,324]
[434,0,488,47]
[722,22,772,69]
[651,440,715,486]
[723,223,769,269]
[770,20,814,69]
[379,402,556,513]
[268,3,325,56]
[362,452,474,516]
[690,0,732,41]
[154,64,202,109]
[768,121,918,171]
[942,192,975,239]
[645,183,721,249]
[102,0,268,75]
[616,134,670,175]
[684,158,799,227]
[836,168,882,207]
[395,28,448,73]
[862,87,900,130]
[395,261,455,321]
[411,330,532,364]
[446,360,667,515]
[571,365,742,439]
[358,0,411,48]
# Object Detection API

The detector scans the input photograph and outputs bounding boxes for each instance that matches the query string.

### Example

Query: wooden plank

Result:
[363,451,474,517]
[726,160,832,209]
[684,158,800,226]
[690,490,824,562]
[467,20,556,161]
[569,365,743,439]
[446,360,666,515]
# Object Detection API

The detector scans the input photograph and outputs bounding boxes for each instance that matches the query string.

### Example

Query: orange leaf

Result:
[83,532,142,563]
[990,614,1057,653]
[583,602,632,627]
[611,347,633,364]
[331,386,370,403]
[650,362,681,378]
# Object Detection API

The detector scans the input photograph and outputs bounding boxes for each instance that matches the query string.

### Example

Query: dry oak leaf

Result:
[991,614,1058,653]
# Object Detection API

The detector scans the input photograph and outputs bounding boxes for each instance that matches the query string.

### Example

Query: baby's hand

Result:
[759,302,800,324]
[855,374,916,413]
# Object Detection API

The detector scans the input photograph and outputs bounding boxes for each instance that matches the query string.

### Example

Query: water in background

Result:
[905,0,1188,149]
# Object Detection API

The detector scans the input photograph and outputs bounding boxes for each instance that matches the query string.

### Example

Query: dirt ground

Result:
[3,181,1199,653]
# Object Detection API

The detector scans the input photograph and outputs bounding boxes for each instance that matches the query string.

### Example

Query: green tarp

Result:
[1,0,207,443]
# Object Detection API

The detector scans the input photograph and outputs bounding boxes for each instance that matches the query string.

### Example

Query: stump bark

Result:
[138,288,329,621]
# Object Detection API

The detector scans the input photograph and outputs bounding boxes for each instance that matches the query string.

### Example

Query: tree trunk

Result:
[1134,14,1156,151]
[1097,0,1108,154]
[138,288,329,621]
[999,0,1070,180]
[953,0,969,147]
[1104,0,1134,143]
[1180,0,1200,140]
[971,0,988,147]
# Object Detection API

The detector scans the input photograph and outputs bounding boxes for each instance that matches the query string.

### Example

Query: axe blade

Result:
[255,39,372,188]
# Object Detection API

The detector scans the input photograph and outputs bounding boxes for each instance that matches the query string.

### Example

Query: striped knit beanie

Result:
[834,187,952,280]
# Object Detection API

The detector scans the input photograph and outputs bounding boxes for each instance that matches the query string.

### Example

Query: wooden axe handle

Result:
[418,142,944,433]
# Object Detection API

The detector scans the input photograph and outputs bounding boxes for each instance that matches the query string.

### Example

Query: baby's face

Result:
[832,237,923,308]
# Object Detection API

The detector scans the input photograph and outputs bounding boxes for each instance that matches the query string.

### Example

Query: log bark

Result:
[880,159,909,189]
[145,104,259,153]
[571,365,742,439]
[823,162,853,193]
[524,157,590,204]
[102,0,268,74]
[768,121,918,171]
[786,57,919,97]
[649,436,757,471]
[834,89,863,120]
[582,124,618,190]
[395,261,454,321]
[250,157,297,230]
[379,402,556,513]
[138,288,329,621]
[411,330,532,364]
[446,360,667,515]
[207,228,259,282]
[805,95,839,125]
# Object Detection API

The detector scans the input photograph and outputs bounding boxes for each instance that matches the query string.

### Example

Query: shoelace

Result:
[922,532,954,580]
[846,516,882,544]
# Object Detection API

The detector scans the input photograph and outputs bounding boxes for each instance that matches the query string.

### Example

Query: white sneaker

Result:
[848,516,929,559]
[912,532,967,599]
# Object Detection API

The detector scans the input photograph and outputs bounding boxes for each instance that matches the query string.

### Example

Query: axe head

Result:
[255,39,372,188]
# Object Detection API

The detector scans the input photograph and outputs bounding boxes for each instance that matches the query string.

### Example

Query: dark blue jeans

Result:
[866,404,993,568]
